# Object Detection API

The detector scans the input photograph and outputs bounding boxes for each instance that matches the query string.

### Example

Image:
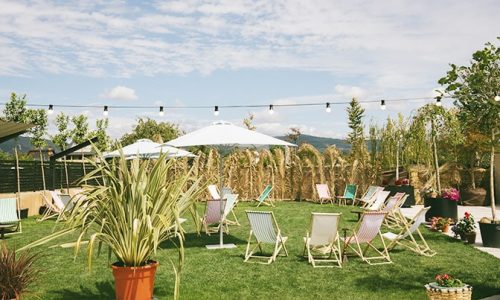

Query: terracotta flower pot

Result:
[441,225,450,233]
[111,261,158,300]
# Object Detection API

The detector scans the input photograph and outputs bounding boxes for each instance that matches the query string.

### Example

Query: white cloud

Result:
[101,86,138,101]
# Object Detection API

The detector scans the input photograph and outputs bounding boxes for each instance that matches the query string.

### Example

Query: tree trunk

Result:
[431,120,441,192]
[490,129,496,220]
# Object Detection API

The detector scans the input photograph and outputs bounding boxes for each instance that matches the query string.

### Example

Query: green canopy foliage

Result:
[119,118,181,146]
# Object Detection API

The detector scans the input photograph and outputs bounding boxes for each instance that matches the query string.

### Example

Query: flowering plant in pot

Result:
[425,274,472,299]
[395,178,409,186]
[441,188,460,202]
[21,150,203,300]
[430,217,452,233]
[452,212,476,244]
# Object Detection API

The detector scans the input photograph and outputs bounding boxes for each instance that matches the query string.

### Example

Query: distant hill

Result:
[276,134,351,152]
[0,136,60,154]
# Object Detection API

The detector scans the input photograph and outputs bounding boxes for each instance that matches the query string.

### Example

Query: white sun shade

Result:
[164,121,296,148]
[103,139,195,159]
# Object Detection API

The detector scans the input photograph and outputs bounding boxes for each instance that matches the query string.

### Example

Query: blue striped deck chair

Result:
[0,198,21,239]
[256,185,274,207]
[244,211,288,264]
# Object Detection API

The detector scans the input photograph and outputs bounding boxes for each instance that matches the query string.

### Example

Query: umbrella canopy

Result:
[103,139,195,159]
[165,121,296,148]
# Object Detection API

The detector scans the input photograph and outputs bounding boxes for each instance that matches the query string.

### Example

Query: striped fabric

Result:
[308,213,341,246]
[366,191,390,211]
[246,211,278,244]
[393,192,406,202]
[406,207,429,237]
[0,198,19,224]
[344,184,357,199]
[347,212,386,243]
[223,194,238,219]
[258,185,273,203]
[381,196,399,213]
[49,191,66,211]
[360,186,378,202]
[221,187,232,199]
[315,184,331,199]
[205,199,226,224]
[208,185,220,200]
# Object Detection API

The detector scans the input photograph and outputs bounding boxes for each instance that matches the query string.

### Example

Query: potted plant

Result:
[430,217,452,233]
[425,274,472,300]
[0,243,41,300]
[424,188,459,221]
[452,212,477,244]
[21,151,203,300]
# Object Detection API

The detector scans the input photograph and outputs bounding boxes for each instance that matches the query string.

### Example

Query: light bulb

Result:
[269,105,274,115]
[380,100,386,110]
[436,98,442,106]
[214,106,219,116]
[495,95,500,102]
[103,106,109,116]
[159,106,164,116]
[47,104,54,115]
[325,102,331,113]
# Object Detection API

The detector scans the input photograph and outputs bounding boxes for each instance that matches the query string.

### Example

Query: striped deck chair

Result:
[208,184,220,200]
[365,191,390,211]
[336,184,357,206]
[303,213,342,268]
[200,199,227,235]
[256,185,274,207]
[0,198,21,239]
[221,187,233,199]
[244,211,288,264]
[342,211,392,265]
[384,194,408,229]
[356,186,380,207]
[39,191,68,221]
[360,187,385,208]
[382,207,436,257]
[315,184,334,205]
[223,193,240,226]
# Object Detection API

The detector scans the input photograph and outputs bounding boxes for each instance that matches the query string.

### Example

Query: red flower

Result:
[464,212,470,218]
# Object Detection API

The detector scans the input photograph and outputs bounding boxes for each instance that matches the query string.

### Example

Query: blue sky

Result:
[0,0,499,139]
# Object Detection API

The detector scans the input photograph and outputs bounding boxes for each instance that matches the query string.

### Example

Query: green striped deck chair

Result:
[355,186,379,207]
[244,211,288,264]
[336,184,357,206]
[0,198,21,239]
[256,185,274,207]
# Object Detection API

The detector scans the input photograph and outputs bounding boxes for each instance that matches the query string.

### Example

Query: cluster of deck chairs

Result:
[242,184,436,266]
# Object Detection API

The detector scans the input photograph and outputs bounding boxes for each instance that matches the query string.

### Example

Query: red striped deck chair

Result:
[200,199,227,235]
[342,211,392,265]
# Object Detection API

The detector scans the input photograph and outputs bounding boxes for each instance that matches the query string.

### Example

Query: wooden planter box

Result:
[384,185,415,207]
[17,208,29,219]
[424,197,458,222]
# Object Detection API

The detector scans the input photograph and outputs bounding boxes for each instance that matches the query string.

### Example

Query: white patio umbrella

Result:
[164,120,296,249]
[103,138,195,159]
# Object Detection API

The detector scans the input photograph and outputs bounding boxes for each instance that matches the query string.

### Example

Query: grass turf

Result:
[4,201,500,299]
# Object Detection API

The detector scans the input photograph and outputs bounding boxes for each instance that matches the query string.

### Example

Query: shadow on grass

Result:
[159,232,246,249]
[50,281,115,300]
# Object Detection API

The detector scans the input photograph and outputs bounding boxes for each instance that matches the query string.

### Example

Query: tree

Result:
[243,113,256,130]
[25,109,48,150]
[52,112,71,150]
[285,127,301,144]
[120,118,181,146]
[346,98,366,157]
[438,41,499,220]
[71,114,89,145]
[91,118,111,151]
[2,93,28,123]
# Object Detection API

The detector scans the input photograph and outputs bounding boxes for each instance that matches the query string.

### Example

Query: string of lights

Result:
[0,95,474,117]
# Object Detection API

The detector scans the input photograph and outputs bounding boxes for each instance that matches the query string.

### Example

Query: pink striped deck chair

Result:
[315,184,334,205]
[384,194,408,229]
[200,199,227,235]
[342,211,392,265]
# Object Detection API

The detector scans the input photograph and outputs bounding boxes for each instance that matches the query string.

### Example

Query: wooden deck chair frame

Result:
[383,207,436,257]
[384,194,408,229]
[315,184,334,205]
[256,185,274,207]
[361,187,385,208]
[342,211,392,265]
[303,212,342,268]
[336,184,357,206]
[200,199,227,235]
[0,198,22,239]
[355,186,378,207]
[244,211,288,264]
[38,191,69,221]
[223,193,240,226]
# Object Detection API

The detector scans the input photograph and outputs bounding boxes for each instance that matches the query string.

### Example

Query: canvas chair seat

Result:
[0,198,21,238]
[303,212,342,268]
[315,184,334,205]
[256,185,274,207]
[336,184,357,206]
[200,199,227,235]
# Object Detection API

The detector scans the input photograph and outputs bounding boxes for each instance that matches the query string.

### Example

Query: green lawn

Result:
[5,201,500,299]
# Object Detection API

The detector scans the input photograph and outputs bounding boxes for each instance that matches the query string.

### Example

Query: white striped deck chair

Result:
[365,191,390,211]
[221,187,232,199]
[356,186,379,207]
[360,187,385,208]
[342,211,392,265]
[382,207,436,257]
[208,185,220,200]
[244,211,288,264]
[315,184,334,205]
[303,212,342,268]
[223,193,240,226]
[200,199,227,235]
[39,191,68,221]
[0,198,21,239]
[384,194,408,229]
